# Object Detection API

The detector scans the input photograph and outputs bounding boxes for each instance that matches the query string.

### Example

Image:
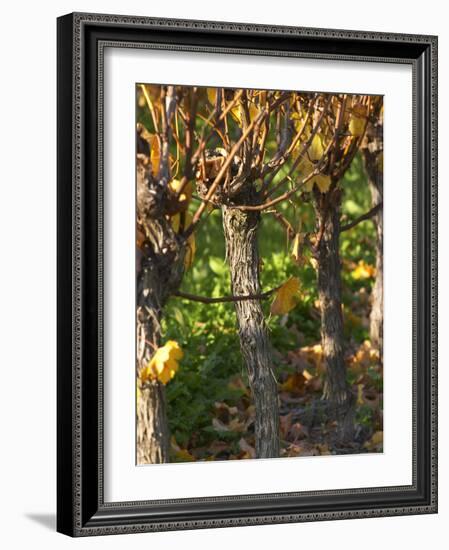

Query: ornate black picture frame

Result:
[57,12,438,537]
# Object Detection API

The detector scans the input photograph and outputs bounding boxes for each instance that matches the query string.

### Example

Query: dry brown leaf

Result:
[280,372,306,396]
[238,438,256,459]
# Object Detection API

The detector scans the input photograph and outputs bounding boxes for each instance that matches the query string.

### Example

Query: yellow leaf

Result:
[184,233,196,270]
[291,233,304,264]
[156,359,178,384]
[136,227,146,249]
[207,88,217,106]
[271,277,301,316]
[302,369,314,381]
[171,210,195,236]
[309,134,324,161]
[174,449,195,462]
[150,134,161,176]
[280,372,306,395]
[351,260,376,280]
[229,101,259,125]
[248,102,260,121]
[169,179,192,212]
[170,213,181,234]
[299,157,330,194]
[349,117,365,137]
[298,158,315,191]
[309,257,318,271]
[315,174,331,193]
[364,430,383,450]
[349,103,368,137]
[169,178,192,200]
[207,88,241,123]
[140,340,183,385]
[357,384,364,406]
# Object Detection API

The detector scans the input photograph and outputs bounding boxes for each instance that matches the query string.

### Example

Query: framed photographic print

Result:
[57,12,438,536]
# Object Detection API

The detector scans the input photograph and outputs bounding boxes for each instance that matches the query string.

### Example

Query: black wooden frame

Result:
[57,12,438,537]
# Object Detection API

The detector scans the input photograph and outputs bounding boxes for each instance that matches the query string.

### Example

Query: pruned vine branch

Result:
[174,284,281,304]
[340,202,383,232]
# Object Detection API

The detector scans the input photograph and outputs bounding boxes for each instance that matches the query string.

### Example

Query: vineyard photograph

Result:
[135,84,384,465]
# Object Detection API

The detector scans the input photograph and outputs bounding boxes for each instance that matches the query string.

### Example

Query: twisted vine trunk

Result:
[136,158,185,464]
[136,261,169,464]
[137,380,169,464]
[363,140,383,357]
[315,189,354,443]
[222,201,280,459]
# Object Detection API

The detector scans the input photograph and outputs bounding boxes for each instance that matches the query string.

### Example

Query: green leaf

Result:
[172,307,185,327]
[209,256,227,276]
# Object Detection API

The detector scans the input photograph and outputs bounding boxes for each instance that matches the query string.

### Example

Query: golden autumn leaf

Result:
[208,88,246,123]
[370,430,383,446]
[280,372,306,395]
[170,436,196,461]
[364,430,383,451]
[291,233,304,264]
[357,383,364,406]
[314,173,331,193]
[150,134,161,176]
[169,212,195,269]
[136,227,146,249]
[228,102,259,125]
[309,134,325,161]
[349,117,365,137]
[247,101,261,122]
[140,340,183,385]
[208,89,260,125]
[174,449,196,462]
[184,232,196,270]
[300,161,315,192]
[169,178,193,201]
[309,257,318,271]
[299,157,331,194]
[170,213,181,234]
[271,277,301,316]
[348,103,368,137]
[351,259,376,280]
[207,87,217,106]
[169,179,193,212]
[291,103,310,132]
[238,438,256,459]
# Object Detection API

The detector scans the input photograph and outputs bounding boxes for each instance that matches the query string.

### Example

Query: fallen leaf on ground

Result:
[364,430,383,451]
[212,418,230,432]
[280,372,306,395]
[239,438,256,459]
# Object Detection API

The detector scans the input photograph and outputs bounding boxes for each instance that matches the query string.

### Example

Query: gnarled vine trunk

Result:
[222,199,280,459]
[315,189,354,443]
[137,377,169,464]
[136,260,168,464]
[136,157,185,464]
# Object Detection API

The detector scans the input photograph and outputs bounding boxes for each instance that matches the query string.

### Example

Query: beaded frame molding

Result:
[57,12,438,537]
